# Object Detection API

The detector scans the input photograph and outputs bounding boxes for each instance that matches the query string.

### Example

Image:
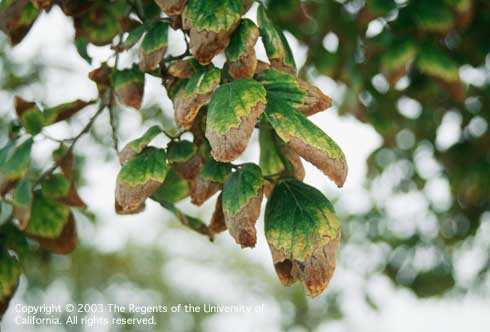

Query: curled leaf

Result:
[265,179,341,297]
[119,125,162,164]
[209,193,226,234]
[257,4,296,74]
[155,0,187,16]
[182,0,242,64]
[113,67,145,109]
[225,19,260,79]
[255,67,331,117]
[206,79,267,162]
[265,97,347,187]
[115,147,169,214]
[139,22,169,72]
[222,163,264,248]
[174,67,221,129]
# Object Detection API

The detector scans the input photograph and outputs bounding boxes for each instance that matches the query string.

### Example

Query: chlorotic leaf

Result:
[139,22,169,72]
[257,4,296,74]
[12,178,32,230]
[225,19,260,79]
[119,125,162,164]
[155,0,187,16]
[265,179,341,298]
[0,249,21,315]
[26,191,70,239]
[265,98,348,187]
[209,193,226,234]
[115,147,169,214]
[174,67,221,129]
[206,79,267,162]
[182,0,242,64]
[222,163,264,248]
[113,67,145,110]
[151,169,189,204]
[255,66,332,116]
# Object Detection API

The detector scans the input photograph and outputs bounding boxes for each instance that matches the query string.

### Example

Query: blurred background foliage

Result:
[1,0,490,331]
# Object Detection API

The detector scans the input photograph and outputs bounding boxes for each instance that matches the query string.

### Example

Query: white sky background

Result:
[1,4,490,332]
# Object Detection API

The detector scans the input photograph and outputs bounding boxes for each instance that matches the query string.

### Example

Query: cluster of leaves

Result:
[0,0,349,316]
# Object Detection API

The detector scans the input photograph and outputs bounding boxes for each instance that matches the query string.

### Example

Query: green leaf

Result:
[167,140,197,163]
[139,22,169,72]
[15,97,44,135]
[222,163,264,247]
[75,37,91,64]
[151,169,189,204]
[414,2,454,33]
[265,179,340,298]
[119,125,162,164]
[381,40,417,85]
[182,0,242,64]
[225,19,260,79]
[0,138,33,180]
[257,4,296,73]
[122,24,145,50]
[41,174,70,200]
[13,178,32,229]
[264,97,348,187]
[205,78,267,162]
[174,67,221,129]
[200,158,232,184]
[255,67,331,116]
[26,191,70,239]
[0,249,21,315]
[115,147,169,214]
[416,46,460,83]
[112,67,145,109]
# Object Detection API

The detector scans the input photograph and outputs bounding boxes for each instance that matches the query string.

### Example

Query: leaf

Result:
[182,0,242,64]
[174,67,221,129]
[209,193,226,234]
[414,2,455,33]
[265,179,341,298]
[222,163,264,248]
[151,169,189,204]
[168,58,204,79]
[31,0,53,10]
[119,125,162,164]
[155,0,187,16]
[257,4,296,74]
[41,174,70,199]
[0,249,21,315]
[264,97,348,187]
[255,67,331,117]
[167,140,202,179]
[26,191,70,239]
[206,78,267,162]
[0,138,33,181]
[121,24,145,50]
[139,22,169,72]
[43,100,95,125]
[12,178,32,230]
[225,19,260,79]
[113,67,145,109]
[0,0,39,46]
[380,40,417,85]
[200,158,232,183]
[75,37,91,64]
[115,147,169,214]
[33,212,77,255]
[416,46,460,83]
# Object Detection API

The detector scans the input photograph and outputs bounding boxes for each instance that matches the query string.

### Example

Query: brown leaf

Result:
[209,193,226,234]
[224,187,263,248]
[139,46,167,72]
[296,79,332,117]
[188,176,222,206]
[13,205,31,231]
[115,179,161,214]
[228,53,258,80]
[172,153,203,180]
[33,213,77,255]
[115,82,144,110]
[14,96,36,119]
[58,183,87,208]
[0,0,37,46]
[188,28,237,65]
[270,232,340,298]
[155,0,187,16]
[31,0,52,10]
[168,60,196,79]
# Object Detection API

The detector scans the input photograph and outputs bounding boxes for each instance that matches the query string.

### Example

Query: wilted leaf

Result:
[168,58,202,79]
[14,97,44,135]
[139,22,169,72]
[89,63,112,94]
[167,140,201,179]
[113,67,145,109]
[119,125,162,164]
[257,4,296,74]
[264,97,347,187]
[33,212,77,255]
[206,79,267,162]
[209,193,226,234]
[0,249,21,315]
[115,147,169,214]
[182,0,242,64]
[265,179,341,298]
[255,67,331,116]
[222,163,264,248]
[151,169,189,204]
[155,0,187,16]
[174,67,221,129]
[43,100,95,125]
[225,19,260,79]
[0,0,39,45]
[13,178,32,230]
